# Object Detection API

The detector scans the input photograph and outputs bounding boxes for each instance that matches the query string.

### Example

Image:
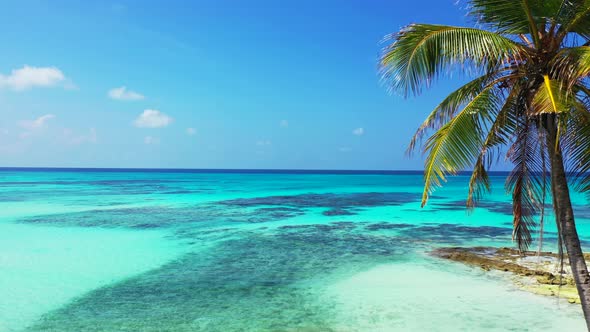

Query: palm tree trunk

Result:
[546,119,590,330]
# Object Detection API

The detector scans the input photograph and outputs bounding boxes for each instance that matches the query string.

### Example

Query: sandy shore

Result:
[431,246,582,304]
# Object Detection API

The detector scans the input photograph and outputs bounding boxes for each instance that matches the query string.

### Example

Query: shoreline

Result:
[431,246,581,304]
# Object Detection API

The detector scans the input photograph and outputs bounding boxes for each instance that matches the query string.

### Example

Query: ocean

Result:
[0,168,587,331]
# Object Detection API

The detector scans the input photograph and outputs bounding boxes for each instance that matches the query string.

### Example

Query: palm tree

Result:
[380,0,590,328]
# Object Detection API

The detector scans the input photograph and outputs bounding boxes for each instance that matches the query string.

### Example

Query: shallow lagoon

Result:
[0,169,587,331]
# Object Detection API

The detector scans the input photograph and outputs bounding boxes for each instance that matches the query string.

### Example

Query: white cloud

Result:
[352,127,364,136]
[0,66,67,91]
[20,114,55,130]
[18,114,56,141]
[186,127,197,136]
[108,86,145,101]
[134,109,173,128]
[256,140,272,146]
[30,114,55,128]
[62,128,98,145]
[280,120,289,128]
[144,136,160,145]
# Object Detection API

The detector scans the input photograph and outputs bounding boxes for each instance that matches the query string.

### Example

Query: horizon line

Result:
[0,167,513,175]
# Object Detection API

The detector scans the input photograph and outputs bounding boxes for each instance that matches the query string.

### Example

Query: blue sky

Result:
[0,0,473,170]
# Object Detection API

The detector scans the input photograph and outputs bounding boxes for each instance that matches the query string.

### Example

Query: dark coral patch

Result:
[365,222,414,231]
[26,227,409,332]
[432,200,514,215]
[220,192,420,209]
[322,208,356,216]
[278,221,359,232]
[19,203,307,229]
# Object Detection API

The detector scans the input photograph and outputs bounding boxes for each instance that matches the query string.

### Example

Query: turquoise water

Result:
[0,169,588,331]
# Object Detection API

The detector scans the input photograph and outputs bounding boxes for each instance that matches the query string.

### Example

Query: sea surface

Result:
[0,168,588,331]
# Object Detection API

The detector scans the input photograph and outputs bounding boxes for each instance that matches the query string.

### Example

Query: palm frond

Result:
[506,118,547,252]
[550,46,590,87]
[561,97,590,192]
[535,123,549,255]
[408,72,511,153]
[558,0,590,38]
[380,0,590,260]
[379,24,526,96]
[531,76,572,114]
[468,0,561,44]
[467,85,520,207]
[420,85,503,206]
